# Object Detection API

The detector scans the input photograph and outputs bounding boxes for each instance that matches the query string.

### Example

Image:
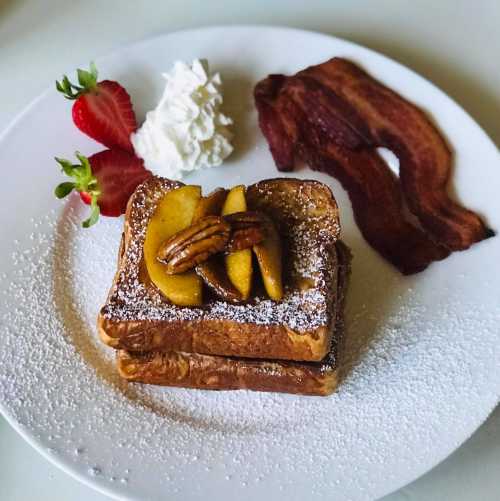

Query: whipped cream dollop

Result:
[131,59,233,179]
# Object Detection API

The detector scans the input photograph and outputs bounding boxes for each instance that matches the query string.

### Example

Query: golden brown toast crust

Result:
[116,241,351,396]
[98,177,341,361]
[117,349,338,396]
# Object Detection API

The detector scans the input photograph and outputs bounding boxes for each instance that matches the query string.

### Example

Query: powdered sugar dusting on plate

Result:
[0,198,499,501]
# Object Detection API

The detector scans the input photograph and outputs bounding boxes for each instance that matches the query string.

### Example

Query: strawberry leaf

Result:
[55,156,77,176]
[89,61,98,81]
[55,80,65,93]
[54,182,76,199]
[56,63,98,99]
[75,151,92,179]
[55,75,82,100]
[77,65,98,90]
[56,153,100,193]
[54,152,100,228]
[82,195,100,228]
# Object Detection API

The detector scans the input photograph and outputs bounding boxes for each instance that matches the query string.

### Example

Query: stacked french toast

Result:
[98,176,351,396]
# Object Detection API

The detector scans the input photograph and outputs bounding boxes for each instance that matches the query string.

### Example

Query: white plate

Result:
[0,26,499,501]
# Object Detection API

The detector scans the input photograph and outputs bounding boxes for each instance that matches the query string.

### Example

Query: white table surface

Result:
[0,1,499,500]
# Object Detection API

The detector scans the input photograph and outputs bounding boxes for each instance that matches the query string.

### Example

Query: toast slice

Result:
[116,242,351,396]
[98,176,342,361]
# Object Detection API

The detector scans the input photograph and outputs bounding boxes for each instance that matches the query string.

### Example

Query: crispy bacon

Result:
[294,58,493,250]
[292,96,450,274]
[254,75,296,171]
[254,57,493,274]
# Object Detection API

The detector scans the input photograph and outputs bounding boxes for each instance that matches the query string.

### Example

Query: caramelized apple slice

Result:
[221,184,247,214]
[221,185,253,300]
[253,216,283,301]
[192,188,245,303]
[192,187,227,222]
[144,185,203,306]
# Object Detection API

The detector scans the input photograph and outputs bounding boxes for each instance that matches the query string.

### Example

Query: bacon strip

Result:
[291,97,450,274]
[254,58,493,274]
[294,58,493,250]
[255,78,449,273]
[254,75,296,171]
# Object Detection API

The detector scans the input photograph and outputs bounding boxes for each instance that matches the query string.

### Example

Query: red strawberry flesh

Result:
[72,81,137,153]
[88,149,150,216]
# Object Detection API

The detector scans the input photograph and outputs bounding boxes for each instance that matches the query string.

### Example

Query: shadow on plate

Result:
[51,188,407,436]
[217,66,260,163]
[337,231,405,385]
[51,200,264,434]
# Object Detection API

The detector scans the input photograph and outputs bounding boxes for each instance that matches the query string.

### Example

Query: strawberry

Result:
[56,63,137,153]
[55,150,151,227]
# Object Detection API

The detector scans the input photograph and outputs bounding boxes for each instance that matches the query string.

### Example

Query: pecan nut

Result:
[157,216,230,274]
[223,211,267,252]
[196,259,245,304]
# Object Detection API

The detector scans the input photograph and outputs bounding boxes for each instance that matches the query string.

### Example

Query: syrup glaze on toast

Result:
[98,177,342,361]
[116,241,351,396]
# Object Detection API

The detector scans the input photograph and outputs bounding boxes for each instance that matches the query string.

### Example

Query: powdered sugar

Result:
[101,177,338,334]
[0,198,499,501]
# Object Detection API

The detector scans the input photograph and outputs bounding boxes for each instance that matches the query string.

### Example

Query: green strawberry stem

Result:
[54,152,101,227]
[83,197,100,228]
[55,62,98,100]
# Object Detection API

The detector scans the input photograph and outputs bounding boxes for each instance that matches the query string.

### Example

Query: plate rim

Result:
[0,24,499,501]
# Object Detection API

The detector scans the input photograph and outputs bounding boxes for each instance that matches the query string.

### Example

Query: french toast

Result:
[98,176,342,362]
[116,241,351,396]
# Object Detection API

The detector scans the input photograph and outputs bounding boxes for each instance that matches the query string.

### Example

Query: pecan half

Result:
[157,216,230,274]
[224,211,267,252]
[196,258,245,304]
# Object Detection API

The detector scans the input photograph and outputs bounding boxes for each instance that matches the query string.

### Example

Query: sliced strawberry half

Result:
[55,150,151,227]
[56,63,137,153]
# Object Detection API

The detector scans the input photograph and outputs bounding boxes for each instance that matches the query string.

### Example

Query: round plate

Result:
[0,26,499,501]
